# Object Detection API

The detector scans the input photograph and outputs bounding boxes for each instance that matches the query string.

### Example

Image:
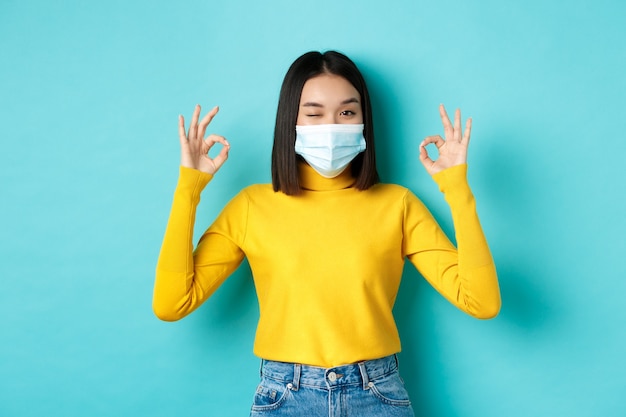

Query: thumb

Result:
[211,144,230,172]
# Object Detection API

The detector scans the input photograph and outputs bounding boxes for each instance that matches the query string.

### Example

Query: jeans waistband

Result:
[260,354,399,391]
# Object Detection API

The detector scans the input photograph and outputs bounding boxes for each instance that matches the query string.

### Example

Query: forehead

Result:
[299,74,360,104]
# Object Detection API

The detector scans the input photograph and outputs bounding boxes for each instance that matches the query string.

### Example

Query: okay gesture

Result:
[419,104,471,175]
[178,104,230,175]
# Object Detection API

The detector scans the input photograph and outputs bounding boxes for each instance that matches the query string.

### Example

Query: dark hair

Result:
[271,51,379,195]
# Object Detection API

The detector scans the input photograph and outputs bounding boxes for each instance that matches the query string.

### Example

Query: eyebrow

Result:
[301,97,360,107]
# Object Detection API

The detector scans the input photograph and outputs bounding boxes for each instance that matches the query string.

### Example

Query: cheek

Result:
[296,111,307,125]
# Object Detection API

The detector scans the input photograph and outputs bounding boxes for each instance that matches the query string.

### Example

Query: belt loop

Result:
[358,361,370,390]
[259,359,265,378]
[292,363,301,391]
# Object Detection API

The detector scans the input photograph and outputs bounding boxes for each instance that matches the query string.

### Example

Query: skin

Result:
[178,105,229,175]
[178,74,472,176]
[296,73,363,126]
[419,104,472,175]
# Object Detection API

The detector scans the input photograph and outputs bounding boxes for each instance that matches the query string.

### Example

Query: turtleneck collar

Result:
[298,162,356,191]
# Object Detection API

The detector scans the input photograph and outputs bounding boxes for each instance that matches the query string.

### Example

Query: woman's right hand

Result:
[178,104,230,174]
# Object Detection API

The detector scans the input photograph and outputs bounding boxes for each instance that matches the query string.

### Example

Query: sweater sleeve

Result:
[404,164,501,319]
[153,166,245,321]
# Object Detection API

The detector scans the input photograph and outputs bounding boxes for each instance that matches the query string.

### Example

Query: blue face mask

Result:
[295,124,366,178]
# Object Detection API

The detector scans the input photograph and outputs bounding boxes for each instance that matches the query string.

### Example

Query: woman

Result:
[153,50,501,416]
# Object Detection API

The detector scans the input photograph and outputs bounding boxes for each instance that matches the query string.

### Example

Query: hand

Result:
[178,104,230,174]
[419,104,471,176]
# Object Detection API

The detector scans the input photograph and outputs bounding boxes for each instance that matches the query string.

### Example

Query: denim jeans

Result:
[249,354,415,417]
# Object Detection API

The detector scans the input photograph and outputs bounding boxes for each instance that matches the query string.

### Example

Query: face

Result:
[296,74,363,126]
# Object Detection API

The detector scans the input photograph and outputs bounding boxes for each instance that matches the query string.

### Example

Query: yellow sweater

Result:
[154,163,500,367]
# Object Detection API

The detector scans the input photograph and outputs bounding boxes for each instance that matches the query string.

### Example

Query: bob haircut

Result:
[271,50,380,195]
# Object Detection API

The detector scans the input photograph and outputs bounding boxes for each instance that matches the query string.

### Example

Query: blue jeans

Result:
[249,355,415,417]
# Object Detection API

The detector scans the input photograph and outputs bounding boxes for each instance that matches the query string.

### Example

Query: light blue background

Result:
[1,0,624,416]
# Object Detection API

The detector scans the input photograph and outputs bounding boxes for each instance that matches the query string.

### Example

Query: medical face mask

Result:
[294,124,366,178]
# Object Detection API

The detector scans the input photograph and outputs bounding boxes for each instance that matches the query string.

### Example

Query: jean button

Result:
[328,372,337,382]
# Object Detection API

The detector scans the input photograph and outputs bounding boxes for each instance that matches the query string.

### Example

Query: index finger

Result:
[198,106,219,140]
[203,133,230,148]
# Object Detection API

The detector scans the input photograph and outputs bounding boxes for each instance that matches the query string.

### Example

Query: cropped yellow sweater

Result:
[154,163,500,367]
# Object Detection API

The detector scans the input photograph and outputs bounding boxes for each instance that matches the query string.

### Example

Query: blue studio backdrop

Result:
[1,0,624,416]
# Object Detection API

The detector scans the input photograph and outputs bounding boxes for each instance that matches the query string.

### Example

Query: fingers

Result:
[463,117,472,145]
[418,135,444,170]
[188,104,201,141]
[203,133,230,149]
[418,142,436,174]
[421,135,445,149]
[440,104,467,143]
[422,105,472,174]
[454,108,462,142]
[418,144,433,164]
[181,104,219,143]
[211,144,230,171]
[187,104,219,140]
[202,134,231,171]
[197,106,219,141]
[178,115,187,146]
[439,104,454,139]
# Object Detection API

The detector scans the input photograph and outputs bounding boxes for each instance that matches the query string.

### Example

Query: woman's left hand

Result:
[419,104,471,176]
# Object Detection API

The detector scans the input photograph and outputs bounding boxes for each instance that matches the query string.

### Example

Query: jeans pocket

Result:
[250,377,292,412]
[368,373,412,407]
